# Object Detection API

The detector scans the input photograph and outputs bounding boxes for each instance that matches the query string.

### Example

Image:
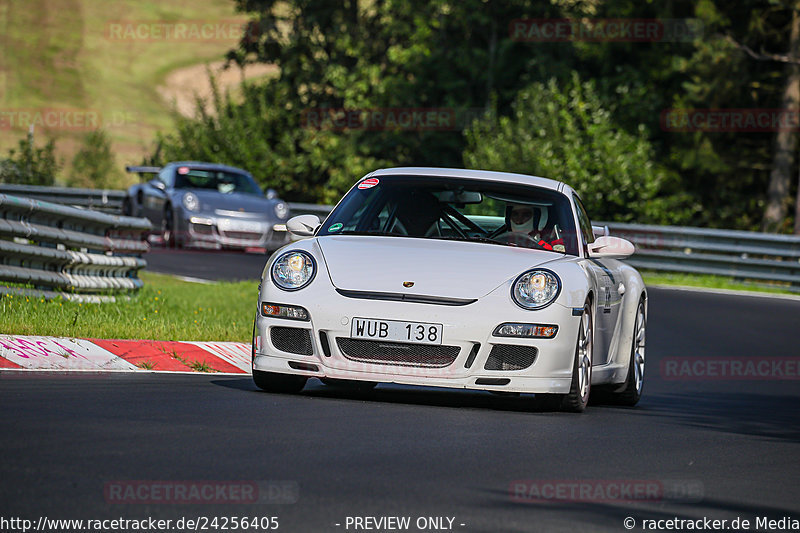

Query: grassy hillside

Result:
[1,0,254,186]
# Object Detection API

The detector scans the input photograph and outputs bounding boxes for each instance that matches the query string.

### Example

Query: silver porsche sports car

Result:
[124,162,290,251]
[252,167,646,412]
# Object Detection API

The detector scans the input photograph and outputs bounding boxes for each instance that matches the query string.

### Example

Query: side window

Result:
[573,194,595,252]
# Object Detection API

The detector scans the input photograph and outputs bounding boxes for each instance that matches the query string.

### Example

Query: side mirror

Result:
[588,236,635,259]
[265,188,278,200]
[286,214,321,237]
[149,179,166,192]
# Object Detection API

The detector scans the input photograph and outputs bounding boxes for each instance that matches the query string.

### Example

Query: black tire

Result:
[321,378,377,392]
[253,370,307,393]
[251,315,257,364]
[612,297,646,406]
[559,301,593,413]
[161,206,177,248]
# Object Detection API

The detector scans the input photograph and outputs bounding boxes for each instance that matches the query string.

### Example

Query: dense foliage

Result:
[68,130,123,189]
[150,0,796,230]
[464,74,698,224]
[0,133,59,186]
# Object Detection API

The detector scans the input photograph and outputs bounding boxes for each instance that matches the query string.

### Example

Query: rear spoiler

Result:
[125,166,161,174]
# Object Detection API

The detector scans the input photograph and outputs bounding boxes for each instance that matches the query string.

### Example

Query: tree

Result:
[0,130,59,186]
[464,74,695,224]
[669,1,795,231]
[728,4,800,233]
[151,0,790,232]
[154,0,575,200]
[68,129,122,189]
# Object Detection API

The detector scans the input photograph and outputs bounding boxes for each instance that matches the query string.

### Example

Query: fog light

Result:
[261,302,309,321]
[493,323,558,338]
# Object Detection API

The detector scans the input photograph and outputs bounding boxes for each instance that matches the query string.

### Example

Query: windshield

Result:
[318,175,579,255]
[174,168,262,195]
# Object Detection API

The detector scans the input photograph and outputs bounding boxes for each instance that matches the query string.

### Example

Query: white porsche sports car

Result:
[252,167,646,412]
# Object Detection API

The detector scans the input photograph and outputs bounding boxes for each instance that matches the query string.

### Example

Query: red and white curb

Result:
[0,335,251,374]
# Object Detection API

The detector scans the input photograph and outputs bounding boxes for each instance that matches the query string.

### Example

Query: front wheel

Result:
[253,370,307,393]
[122,197,133,216]
[559,301,593,412]
[161,207,177,248]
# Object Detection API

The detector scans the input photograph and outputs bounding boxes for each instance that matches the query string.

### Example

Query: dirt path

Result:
[157,60,277,117]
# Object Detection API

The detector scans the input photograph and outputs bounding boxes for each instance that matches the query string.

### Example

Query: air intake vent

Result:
[484,344,538,371]
[319,331,331,357]
[336,338,460,368]
[271,327,313,355]
[464,343,481,369]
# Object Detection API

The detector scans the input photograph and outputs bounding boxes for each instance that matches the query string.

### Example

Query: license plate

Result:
[350,318,443,345]
[219,219,263,233]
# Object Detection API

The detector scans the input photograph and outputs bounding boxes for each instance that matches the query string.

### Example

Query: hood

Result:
[177,190,275,216]
[317,236,560,300]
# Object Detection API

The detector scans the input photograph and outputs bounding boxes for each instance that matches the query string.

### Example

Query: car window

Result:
[573,194,595,251]
[318,175,579,255]
[173,168,262,195]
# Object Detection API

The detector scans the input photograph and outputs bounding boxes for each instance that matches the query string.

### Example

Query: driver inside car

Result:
[507,203,566,252]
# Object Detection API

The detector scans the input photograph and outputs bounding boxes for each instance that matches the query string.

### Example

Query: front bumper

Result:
[179,215,290,251]
[253,280,581,394]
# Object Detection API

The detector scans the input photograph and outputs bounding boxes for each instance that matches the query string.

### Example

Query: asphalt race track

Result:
[145,248,271,281]
[2,252,799,532]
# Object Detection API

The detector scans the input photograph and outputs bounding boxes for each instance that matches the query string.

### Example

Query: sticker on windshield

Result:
[358,178,380,190]
[177,166,190,175]
[328,223,343,232]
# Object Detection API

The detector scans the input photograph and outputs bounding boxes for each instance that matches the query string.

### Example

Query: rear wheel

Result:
[612,297,646,406]
[253,370,307,393]
[559,301,593,412]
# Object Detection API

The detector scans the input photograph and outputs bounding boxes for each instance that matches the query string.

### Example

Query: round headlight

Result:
[182,192,199,211]
[512,269,561,310]
[271,251,316,291]
[274,202,289,219]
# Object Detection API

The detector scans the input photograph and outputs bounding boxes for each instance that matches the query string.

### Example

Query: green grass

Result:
[641,270,799,296]
[2,269,795,343]
[1,0,249,184]
[0,271,258,342]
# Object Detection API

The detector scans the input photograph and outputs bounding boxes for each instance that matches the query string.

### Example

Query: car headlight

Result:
[271,251,316,291]
[274,202,289,219]
[511,269,561,310]
[182,192,199,211]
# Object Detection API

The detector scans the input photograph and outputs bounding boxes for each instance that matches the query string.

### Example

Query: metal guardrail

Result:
[287,203,800,290]
[600,222,800,290]
[287,202,334,219]
[0,184,126,213]
[0,194,151,302]
[3,188,798,291]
